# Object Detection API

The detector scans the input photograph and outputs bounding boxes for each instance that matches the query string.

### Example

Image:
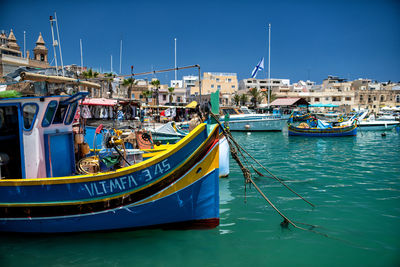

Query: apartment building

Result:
[190,72,238,105]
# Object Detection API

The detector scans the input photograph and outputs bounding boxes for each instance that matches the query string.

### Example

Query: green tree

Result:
[122,78,137,100]
[240,94,248,106]
[168,87,175,104]
[150,79,160,105]
[142,90,152,105]
[249,87,262,108]
[233,94,241,106]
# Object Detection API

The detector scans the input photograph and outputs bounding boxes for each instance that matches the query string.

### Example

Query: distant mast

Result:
[49,15,59,76]
[111,55,113,73]
[267,23,271,105]
[54,12,65,76]
[119,39,122,74]
[80,39,83,71]
[174,38,177,81]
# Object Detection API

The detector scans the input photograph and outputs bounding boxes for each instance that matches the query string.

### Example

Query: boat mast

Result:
[267,23,271,105]
[49,16,59,76]
[119,39,122,74]
[174,38,177,81]
[80,39,83,71]
[54,12,65,76]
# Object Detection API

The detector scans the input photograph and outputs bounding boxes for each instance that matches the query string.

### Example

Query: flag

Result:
[251,57,264,78]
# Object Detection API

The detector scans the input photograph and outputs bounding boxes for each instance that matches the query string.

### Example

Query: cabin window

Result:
[22,103,39,131]
[42,100,58,127]
[64,102,78,125]
[53,103,68,124]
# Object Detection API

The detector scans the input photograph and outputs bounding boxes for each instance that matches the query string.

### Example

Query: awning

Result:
[82,98,119,106]
[185,101,198,109]
[309,103,339,107]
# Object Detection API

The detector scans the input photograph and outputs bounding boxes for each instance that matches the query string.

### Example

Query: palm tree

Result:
[168,87,174,104]
[150,79,160,106]
[233,94,241,106]
[240,94,248,106]
[81,68,99,96]
[142,90,152,105]
[249,87,261,108]
[122,78,137,100]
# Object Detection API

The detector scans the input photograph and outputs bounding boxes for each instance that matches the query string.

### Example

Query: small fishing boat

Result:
[288,117,357,137]
[0,73,220,233]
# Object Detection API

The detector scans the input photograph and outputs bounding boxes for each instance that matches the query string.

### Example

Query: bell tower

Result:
[7,29,20,51]
[33,32,48,62]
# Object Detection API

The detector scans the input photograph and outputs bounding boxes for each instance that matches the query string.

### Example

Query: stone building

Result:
[0,29,49,78]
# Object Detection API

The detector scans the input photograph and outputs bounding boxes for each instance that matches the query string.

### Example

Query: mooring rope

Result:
[210,113,314,207]
[209,113,369,246]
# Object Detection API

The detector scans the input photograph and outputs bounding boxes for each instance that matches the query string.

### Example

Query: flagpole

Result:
[267,23,271,105]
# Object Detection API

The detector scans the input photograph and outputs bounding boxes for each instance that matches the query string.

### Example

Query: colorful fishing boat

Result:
[288,117,357,137]
[0,87,220,233]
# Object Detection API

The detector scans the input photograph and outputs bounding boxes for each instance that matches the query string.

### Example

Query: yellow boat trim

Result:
[135,142,219,205]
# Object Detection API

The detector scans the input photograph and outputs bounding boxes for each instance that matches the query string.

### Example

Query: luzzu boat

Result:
[288,117,357,137]
[0,92,220,233]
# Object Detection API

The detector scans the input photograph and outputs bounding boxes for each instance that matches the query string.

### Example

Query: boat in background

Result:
[288,116,357,137]
[221,106,286,131]
[340,111,400,131]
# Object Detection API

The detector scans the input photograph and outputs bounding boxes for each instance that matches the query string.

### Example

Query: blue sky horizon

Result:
[1,0,399,84]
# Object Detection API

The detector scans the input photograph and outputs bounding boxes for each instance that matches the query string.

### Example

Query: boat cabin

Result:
[0,92,87,179]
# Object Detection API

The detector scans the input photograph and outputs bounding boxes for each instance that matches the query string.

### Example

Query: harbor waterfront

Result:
[1,130,399,266]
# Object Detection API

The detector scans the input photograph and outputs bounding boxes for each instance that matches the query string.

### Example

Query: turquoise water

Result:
[1,129,400,266]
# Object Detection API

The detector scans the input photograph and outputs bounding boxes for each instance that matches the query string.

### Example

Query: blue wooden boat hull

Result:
[0,124,220,233]
[288,124,357,137]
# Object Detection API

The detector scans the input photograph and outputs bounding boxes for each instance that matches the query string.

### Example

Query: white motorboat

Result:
[340,111,399,131]
[221,106,287,131]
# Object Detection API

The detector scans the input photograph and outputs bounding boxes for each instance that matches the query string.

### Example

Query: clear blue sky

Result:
[1,0,399,84]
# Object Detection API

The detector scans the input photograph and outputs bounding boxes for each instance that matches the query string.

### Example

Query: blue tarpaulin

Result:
[309,103,339,107]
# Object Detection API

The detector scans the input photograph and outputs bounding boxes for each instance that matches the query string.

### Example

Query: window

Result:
[247,80,252,83]
[314,97,320,102]
[53,103,68,124]
[42,101,58,127]
[231,85,235,88]
[163,95,167,101]
[228,78,232,82]
[217,85,221,89]
[64,102,78,125]
[396,95,400,103]
[22,103,39,131]
[325,97,329,101]
[177,97,181,102]
[360,95,363,101]
[345,97,351,101]
[40,54,45,61]
[216,78,220,82]
[211,84,214,88]
[380,95,385,101]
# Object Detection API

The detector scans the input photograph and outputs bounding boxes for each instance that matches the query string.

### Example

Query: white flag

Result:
[251,57,264,78]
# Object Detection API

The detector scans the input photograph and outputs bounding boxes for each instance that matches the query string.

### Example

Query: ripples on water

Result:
[1,131,399,266]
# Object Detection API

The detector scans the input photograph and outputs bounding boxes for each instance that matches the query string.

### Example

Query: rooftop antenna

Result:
[49,15,59,76]
[54,12,65,76]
